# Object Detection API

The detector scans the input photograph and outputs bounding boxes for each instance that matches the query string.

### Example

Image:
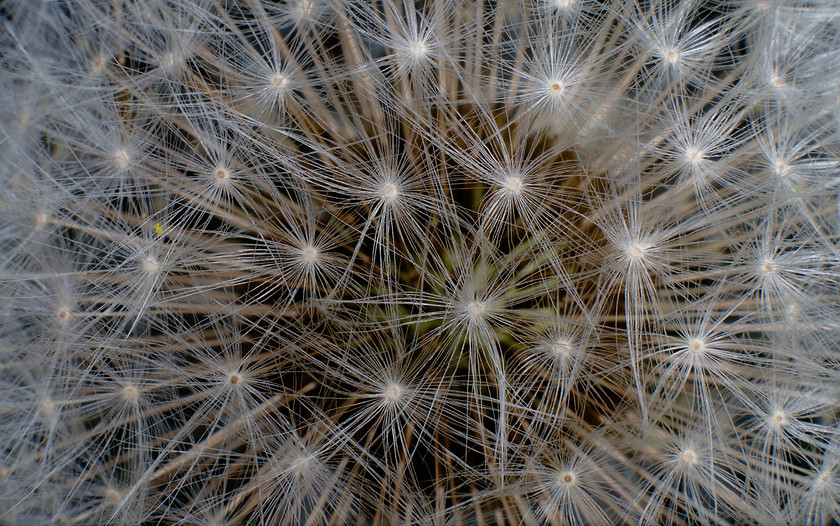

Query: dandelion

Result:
[1,1,839,525]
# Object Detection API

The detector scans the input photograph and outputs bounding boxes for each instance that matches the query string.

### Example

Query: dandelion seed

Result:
[761,257,777,276]
[142,255,160,275]
[687,338,705,355]
[770,410,789,429]
[552,0,575,10]
[382,382,403,404]
[466,301,487,320]
[121,385,139,403]
[664,48,681,65]
[408,41,428,60]
[269,73,288,93]
[679,447,699,466]
[300,244,320,266]
[295,0,315,18]
[113,149,130,171]
[501,173,524,196]
[557,470,576,487]
[40,398,55,417]
[104,488,122,506]
[290,454,313,474]
[684,146,704,165]
[626,243,647,260]
[379,181,400,203]
[56,307,72,325]
[213,166,230,183]
[548,80,565,96]
[552,338,574,358]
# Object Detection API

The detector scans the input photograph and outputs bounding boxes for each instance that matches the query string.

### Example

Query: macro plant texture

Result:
[2,0,840,524]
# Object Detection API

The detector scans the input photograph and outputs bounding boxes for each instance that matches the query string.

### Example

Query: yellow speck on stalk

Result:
[154,222,164,237]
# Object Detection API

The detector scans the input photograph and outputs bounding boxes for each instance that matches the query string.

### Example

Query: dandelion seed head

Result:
[4,1,840,523]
